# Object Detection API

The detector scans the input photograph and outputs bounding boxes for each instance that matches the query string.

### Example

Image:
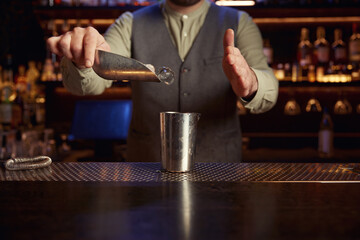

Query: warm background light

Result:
[215,0,255,6]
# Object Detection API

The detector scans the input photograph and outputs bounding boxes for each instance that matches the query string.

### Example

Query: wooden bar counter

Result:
[1,162,360,239]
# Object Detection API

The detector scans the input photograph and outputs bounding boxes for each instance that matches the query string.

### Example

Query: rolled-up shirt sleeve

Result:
[61,58,112,95]
[235,12,278,114]
[61,12,133,96]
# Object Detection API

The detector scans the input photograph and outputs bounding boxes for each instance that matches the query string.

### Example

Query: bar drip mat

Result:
[1,162,360,182]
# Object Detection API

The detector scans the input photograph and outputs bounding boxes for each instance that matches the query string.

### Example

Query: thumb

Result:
[223,29,235,50]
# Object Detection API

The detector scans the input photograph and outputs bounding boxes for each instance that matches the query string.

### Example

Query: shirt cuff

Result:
[238,67,268,113]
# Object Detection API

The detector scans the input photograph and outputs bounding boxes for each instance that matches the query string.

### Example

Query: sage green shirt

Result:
[61,0,278,113]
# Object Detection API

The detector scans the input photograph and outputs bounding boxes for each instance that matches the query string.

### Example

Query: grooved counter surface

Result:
[1,162,360,239]
[1,162,360,182]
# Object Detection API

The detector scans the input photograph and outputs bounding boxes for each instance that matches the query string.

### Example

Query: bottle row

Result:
[237,95,357,116]
[0,129,55,160]
[282,97,355,116]
[263,23,360,82]
[0,55,48,131]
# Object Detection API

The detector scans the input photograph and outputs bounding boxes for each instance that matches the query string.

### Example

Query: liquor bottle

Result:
[263,38,274,67]
[0,82,14,131]
[13,65,27,129]
[291,62,298,82]
[41,58,56,81]
[349,23,360,81]
[41,19,58,82]
[23,84,37,129]
[298,28,313,81]
[22,92,31,129]
[332,29,347,68]
[54,61,62,81]
[308,65,316,82]
[26,61,40,86]
[284,63,292,81]
[275,63,285,81]
[35,94,46,126]
[61,19,70,34]
[0,65,3,84]
[15,65,28,94]
[318,107,334,158]
[11,89,23,129]
[47,0,63,6]
[3,54,14,83]
[0,55,15,131]
[314,26,330,81]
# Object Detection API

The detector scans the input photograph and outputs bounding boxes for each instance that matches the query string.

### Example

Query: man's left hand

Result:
[222,29,258,100]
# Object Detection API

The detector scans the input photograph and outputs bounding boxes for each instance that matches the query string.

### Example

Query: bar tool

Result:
[93,49,174,84]
[2,156,52,171]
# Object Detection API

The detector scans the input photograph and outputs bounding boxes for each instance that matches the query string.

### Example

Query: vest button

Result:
[182,68,190,73]
[182,92,190,97]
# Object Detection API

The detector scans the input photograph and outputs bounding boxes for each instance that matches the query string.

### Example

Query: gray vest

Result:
[127,3,242,162]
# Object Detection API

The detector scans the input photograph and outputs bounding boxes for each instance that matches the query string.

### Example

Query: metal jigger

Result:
[93,49,174,84]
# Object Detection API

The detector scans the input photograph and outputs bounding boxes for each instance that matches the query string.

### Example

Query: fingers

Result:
[47,36,63,57]
[70,27,85,66]
[46,26,104,68]
[83,27,104,68]
[58,32,74,60]
[47,31,75,62]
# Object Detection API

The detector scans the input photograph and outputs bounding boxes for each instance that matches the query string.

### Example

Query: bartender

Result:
[47,0,278,162]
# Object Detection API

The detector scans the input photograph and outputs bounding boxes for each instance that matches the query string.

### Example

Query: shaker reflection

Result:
[164,180,194,239]
[181,181,192,240]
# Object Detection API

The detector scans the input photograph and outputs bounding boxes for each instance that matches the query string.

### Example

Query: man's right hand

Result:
[46,27,111,69]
